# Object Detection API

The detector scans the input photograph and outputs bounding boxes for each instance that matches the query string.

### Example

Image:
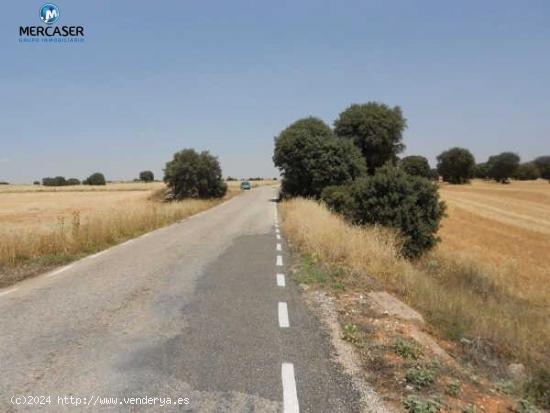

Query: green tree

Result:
[514,162,540,181]
[436,147,475,184]
[273,117,366,198]
[474,162,490,179]
[66,178,81,185]
[83,172,106,186]
[399,155,431,178]
[533,156,550,180]
[42,176,67,186]
[487,152,520,183]
[139,170,155,182]
[334,102,407,174]
[164,149,227,199]
[322,164,446,258]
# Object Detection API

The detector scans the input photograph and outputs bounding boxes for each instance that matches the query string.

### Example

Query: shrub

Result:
[487,152,520,183]
[322,165,446,258]
[514,163,540,181]
[334,102,406,174]
[533,156,550,180]
[394,338,423,360]
[400,155,431,178]
[406,365,437,387]
[83,172,106,186]
[403,395,441,413]
[139,170,154,182]
[226,176,238,181]
[164,148,227,199]
[436,147,475,184]
[0,181,9,185]
[66,178,80,186]
[273,117,366,198]
[33,180,40,185]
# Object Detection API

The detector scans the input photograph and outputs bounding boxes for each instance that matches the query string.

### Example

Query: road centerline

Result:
[278,302,290,328]
[282,363,299,413]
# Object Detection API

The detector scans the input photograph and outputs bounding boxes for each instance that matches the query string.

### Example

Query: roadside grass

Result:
[281,198,549,408]
[0,186,241,288]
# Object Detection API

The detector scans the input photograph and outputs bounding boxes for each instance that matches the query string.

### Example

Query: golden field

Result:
[281,179,549,379]
[0,180,275,287]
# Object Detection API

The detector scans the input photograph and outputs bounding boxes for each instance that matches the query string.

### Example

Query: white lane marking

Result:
[141,232,150,238]
[276,255,283,266]
[277,273,286,287]
[46,264,74,278]
[278,302,290,328]
[282,363,299,413]
[277,234,281,240]
[276,243,282,251]
[275,228,280,234]
[0,288,18,297]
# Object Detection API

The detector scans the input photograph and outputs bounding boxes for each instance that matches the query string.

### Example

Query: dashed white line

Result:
[282,363,299,413]
[276,255,283,266]
[0,288,18,297]
[275,228,280,234]
[46,264,74,278]
[276,243,282,251]
[278,302,290,328]
[277,273,286,287]
[277,234,281,240]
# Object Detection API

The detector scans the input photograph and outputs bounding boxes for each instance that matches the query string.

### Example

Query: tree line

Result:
[272,102,549,258]
[37,171,157,187]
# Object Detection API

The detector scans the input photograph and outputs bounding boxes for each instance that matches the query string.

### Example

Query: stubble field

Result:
[0,180,275,287]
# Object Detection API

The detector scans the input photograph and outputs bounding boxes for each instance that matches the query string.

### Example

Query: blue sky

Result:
[1,0,549,183]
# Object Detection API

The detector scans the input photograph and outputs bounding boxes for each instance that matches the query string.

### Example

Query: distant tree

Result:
[429,168,440,181]
[474,163,490,179]
[66,178,81,185]
[164,148,227,199]
[334,102,407,174]
[42,176,67,186]
[0,181,9,185]
[139,170,154,182]
[533,156,550,180]
[226,176,238,181]
[33,180,40,185]
[322,164,446,258]
[514,162,540,181]
[399,155,431,178]
[436,147,475,184]
[273,117,367,198]
[83,172,106,186]
[487,152,520,183]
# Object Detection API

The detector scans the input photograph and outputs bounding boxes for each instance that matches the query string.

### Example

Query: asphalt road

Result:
[0,186,361,412]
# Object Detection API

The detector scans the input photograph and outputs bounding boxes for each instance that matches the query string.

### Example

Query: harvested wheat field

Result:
[438,179,550,306]
[0,181,256,287]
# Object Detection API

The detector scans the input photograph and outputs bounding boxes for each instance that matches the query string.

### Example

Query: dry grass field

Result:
[281,180,550,399]
[438,180,550,307]
[0,180,276,287]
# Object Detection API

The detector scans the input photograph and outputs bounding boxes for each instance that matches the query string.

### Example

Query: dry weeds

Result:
[0,181,255,287]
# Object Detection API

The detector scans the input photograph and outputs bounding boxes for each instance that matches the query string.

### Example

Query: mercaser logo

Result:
[39,4,60,24]
[19,3,85,43]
